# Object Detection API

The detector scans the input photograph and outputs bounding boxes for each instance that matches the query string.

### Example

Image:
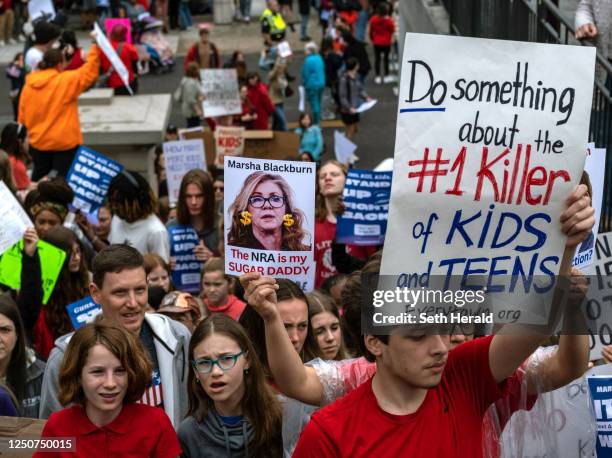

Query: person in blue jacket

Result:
[295,113,323,161]
[301,41,326,125]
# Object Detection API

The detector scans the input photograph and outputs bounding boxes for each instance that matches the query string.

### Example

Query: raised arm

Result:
[489,184,594,383]
[241,273,326,405]
[525,268,589,395]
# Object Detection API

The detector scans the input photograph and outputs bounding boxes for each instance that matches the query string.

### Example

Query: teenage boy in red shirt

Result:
[243,184,594,458]
[291,184,593,458]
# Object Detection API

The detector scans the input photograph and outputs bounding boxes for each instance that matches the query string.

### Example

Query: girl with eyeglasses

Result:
[178,314,282,457]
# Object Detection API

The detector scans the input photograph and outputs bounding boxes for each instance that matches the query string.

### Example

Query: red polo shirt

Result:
[33,403,181,458]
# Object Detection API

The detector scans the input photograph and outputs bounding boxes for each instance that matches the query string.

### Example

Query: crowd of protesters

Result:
[0,1,606,458]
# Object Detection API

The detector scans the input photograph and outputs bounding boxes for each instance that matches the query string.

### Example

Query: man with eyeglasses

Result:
[39,244,191,428]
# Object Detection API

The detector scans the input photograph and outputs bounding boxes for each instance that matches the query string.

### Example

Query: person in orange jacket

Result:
[18,42,100,180]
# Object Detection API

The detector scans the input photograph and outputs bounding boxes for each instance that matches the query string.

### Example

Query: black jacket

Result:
[343,37,371,76]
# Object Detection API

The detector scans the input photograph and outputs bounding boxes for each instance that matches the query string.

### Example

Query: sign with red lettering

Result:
[379,33,595,322]
[215,126,245,167]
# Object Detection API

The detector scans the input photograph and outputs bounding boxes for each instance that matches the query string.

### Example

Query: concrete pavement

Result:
[0,13,400,170]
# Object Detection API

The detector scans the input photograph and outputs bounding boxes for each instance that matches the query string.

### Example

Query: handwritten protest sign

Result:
[0,182,33,256]
[378,33,595,325]
[588,375,612,456]
[94,22,133,95]
[66,146,123,217]
[215,126,245,167]
[163,140,207,206]
[572,147,606,271]
[66,296,102,330]
[499,358,604,457]
[105,18,132,44]
[168,225,202,293]
[224,157,316,291]
[0,240,66,304]
[336,169,391,246]
[201,69,241,118]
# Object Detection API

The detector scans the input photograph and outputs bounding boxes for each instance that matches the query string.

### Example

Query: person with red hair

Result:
[100,24,139,95]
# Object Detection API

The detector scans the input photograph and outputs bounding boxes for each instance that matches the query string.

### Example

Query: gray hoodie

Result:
[178,409,253,458]
[38,313,191,428]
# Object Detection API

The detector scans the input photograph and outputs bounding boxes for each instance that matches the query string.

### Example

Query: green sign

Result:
[0,240,67,304]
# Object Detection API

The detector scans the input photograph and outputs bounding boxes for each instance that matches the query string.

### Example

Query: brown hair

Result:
[0,296,27,404]
[0,151,16,195]
[42,227,89,340]
[227,172,311,251]
[307,291,349,360]
[176,169,216,229]
[187,315,282,457]
[108,170,157,223]
[92,244,144,288]
[144,253,174,291]
[144,253,170,276]
[38,49,64,70]
[201,257,232,285]
[58,317,153,406]
[185,61,201,79]
[315,160,348,221]
[342,251,384,362]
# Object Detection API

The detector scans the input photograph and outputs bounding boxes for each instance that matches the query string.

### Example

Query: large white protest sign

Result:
[0,182,33,256]
[224,157,316,291]
[378,33,595,325]
[94,22,133,95]
[163,139,207,206]
[201,69,241,118]
[498,359,604,457]
[573,147,606,272]
[215,126,245,167]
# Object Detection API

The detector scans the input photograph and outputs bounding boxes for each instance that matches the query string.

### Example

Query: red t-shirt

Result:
[9,155,30,190]
[293,336,505,458]
[314,219,337,288]
[314,219,378,289]
[204,294,246,320]
[34,403,181,458]
[369,16,395,47]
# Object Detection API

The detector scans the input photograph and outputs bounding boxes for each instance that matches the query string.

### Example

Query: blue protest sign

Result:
[66,296,102,330]
[336,169,392,246]
[66,146,123,215]
[168,225,203,293]
[588,375,612,456]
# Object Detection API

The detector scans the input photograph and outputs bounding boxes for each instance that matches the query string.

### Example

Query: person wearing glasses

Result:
[178,314,283,457]
[227,171,311,251]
